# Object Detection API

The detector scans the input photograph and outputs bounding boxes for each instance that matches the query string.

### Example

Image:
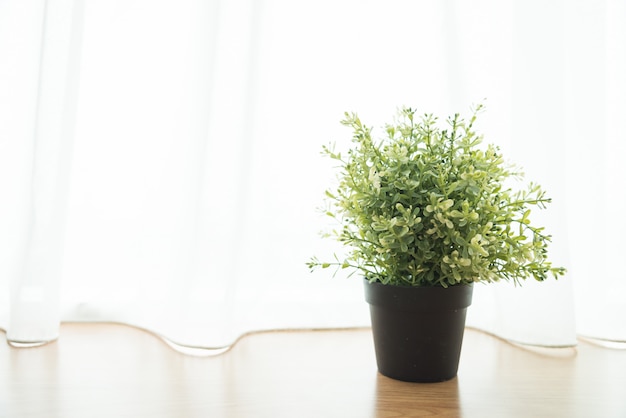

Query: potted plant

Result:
[308,104,565,382]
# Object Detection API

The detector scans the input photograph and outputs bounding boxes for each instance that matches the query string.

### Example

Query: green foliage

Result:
[307,105,566,287]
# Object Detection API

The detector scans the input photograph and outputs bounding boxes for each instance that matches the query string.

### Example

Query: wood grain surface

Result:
[1,324,625,417]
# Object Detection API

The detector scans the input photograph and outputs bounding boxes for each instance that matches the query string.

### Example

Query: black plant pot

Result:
[364,279,473,383]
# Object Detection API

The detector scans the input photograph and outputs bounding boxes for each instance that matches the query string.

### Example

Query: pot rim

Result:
[363,278,473,311]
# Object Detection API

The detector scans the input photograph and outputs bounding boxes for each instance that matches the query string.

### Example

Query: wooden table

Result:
[1,323,625,417]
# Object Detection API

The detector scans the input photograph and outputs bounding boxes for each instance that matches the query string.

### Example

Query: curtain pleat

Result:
[1,0,83,345]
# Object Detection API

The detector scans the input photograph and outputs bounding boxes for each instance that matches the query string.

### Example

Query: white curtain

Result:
[1,0,624,350]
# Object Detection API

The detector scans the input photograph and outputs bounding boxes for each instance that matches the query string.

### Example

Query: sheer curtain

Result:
[1,0,624,350]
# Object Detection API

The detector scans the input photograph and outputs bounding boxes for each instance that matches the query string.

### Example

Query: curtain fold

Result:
[564,0,626,342]
[1,0,624,350]
[1,0,83,345]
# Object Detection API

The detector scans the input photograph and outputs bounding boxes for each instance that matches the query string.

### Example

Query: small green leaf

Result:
[309,104,565,286]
